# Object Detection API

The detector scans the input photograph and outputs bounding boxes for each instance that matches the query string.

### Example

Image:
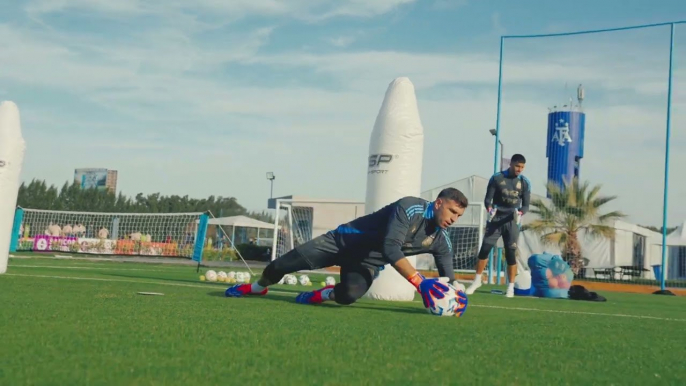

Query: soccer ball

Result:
[217,271,227,281]
[285,274,298,285]
[427,283,468,317]
[298,274,311,286]
[205,270,217,282]
[235,272,246,283]
[325,276,336,286]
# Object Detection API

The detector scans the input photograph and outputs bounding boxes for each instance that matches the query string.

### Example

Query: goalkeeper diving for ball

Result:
[465,153,531,298]
[225,188,469,311]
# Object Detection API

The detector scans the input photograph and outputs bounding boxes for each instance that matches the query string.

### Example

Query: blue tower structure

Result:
[546,85,586,197]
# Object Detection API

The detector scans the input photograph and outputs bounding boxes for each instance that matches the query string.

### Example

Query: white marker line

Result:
[3,273,218,289]
[9,265,170,272]
[9,263,338,276]
[3,273,685,322]
[473,304,686,322]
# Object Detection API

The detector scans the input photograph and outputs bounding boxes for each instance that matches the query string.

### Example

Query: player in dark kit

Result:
[465,154,531,298]
[225,188,469,311]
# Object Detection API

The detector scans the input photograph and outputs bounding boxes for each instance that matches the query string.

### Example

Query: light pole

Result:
[266,172,275,199]
[489,128,504,171]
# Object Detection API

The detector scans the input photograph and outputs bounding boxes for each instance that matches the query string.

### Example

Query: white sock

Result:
[473,275,482,284]
[507,283,514,291]
[320,288,333,300]
[251,282,265,293]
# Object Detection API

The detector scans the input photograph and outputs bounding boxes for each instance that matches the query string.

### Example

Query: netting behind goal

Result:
[271,199,366,261]
[271,199,486,277]
[11,207,207,258]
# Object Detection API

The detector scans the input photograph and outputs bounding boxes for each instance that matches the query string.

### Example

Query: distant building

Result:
[106,170,118,193]
[74,168,118,193]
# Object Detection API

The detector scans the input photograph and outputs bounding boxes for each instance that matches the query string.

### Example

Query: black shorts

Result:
[483,212,520,250]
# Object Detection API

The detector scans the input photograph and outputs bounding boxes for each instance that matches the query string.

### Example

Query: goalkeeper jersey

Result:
[330,196,455,280]
[484,169,531,215]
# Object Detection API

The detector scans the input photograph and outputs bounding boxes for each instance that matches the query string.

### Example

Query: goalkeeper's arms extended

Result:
[382,202,449,307]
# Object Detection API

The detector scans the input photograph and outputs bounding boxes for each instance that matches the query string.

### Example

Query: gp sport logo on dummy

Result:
[368,154,394,174]
[527,252,574,299]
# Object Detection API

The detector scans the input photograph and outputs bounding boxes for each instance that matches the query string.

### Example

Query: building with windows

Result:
[74,168,118,193]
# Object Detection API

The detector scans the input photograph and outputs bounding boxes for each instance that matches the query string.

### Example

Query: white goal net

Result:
[12,207,206,258]
[271,199,486,277]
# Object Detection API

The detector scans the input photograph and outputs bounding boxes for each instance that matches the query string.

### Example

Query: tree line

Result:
[17,179,273,223]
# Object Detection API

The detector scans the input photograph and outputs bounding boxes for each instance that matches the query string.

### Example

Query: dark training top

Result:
[330,196,455,279]
[485,169,532,215]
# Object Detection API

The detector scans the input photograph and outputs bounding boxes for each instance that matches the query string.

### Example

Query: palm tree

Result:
[522,177,626,276]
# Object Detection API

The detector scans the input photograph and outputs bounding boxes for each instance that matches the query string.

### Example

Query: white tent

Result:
[519,219,664,280]
[656,220,686,281]
[207,215,274,247]
[208,215,273,229]
[664,220,686,246]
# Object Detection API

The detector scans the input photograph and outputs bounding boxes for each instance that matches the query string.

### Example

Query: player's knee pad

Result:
[505,246,517,266]
[477,243,495,260]
[261,261,284,284]
[333,283,367,305]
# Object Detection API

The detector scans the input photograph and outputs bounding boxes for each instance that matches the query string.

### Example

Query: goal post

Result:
[491,21,685,293]
[270,198,365,262]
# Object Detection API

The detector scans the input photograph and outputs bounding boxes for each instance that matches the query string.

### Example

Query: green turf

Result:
[2,256,686,385]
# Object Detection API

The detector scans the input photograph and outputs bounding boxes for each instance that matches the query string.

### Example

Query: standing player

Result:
[225,188,469,311]
[465,154,531,298]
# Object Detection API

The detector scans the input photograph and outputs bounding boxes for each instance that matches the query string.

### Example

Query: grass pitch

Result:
[2,256,686,385]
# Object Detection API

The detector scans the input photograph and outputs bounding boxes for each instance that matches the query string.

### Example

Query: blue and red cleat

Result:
[295,285,334,305]
[225,283,268,297]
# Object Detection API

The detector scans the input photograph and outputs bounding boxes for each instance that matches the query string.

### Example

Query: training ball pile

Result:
[277,274,311,286]
[428,283,468,317]
[200,270,251,283]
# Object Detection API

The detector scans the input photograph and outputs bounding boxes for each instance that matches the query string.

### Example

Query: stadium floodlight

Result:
[489,128,504,171]
[266,172,275,199]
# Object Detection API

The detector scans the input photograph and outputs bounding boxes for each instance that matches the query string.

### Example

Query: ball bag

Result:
[527,252,574,299]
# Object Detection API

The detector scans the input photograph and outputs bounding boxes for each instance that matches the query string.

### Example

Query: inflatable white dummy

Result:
[364,77,424,301]
[0,101,26,274]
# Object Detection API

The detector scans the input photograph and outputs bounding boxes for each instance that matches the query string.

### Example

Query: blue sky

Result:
[2,0,686,227]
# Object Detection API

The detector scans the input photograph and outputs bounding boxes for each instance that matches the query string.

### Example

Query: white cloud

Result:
[25,0,144,17]
[25,0,417,23]
[326,35,357,48]
[5,3,686,226]
[432,0,469,10]
[491,12,506,36]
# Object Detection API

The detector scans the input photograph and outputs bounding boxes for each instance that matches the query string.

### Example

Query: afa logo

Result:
[551,119,573,146]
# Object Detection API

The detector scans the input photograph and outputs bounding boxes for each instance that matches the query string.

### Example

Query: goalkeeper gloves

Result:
[514,210,523,226]
[407,272,450,309]
[487,207,497,223]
